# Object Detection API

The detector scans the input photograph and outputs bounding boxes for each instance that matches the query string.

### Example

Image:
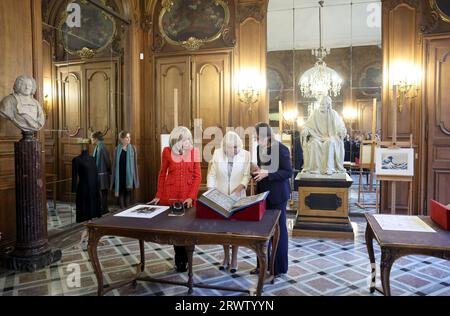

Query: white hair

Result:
[169,126,193,154]
[222,131,243,151]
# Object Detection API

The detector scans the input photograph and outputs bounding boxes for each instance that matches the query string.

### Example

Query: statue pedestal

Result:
[293,173,354,239]
[0,132,61,272]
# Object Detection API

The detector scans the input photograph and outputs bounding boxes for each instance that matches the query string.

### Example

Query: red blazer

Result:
[156,147,202,206]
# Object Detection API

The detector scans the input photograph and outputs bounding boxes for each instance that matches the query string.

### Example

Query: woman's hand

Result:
[231,185,246,196]
[149,198,160,205]
[184,198,193,209]
[253,169,269,183]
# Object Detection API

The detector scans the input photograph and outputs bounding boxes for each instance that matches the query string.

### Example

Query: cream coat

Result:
[207,148,251,198]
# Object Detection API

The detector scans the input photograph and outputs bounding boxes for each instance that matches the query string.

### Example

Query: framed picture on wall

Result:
[159,0,230,51]
[375,148,414,177]
[430,0,450,23]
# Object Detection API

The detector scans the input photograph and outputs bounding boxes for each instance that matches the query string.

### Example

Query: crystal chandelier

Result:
[299,1,342,99]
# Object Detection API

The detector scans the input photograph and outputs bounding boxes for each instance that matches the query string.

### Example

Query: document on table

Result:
[115,205,170,219]
[373,215,436,233]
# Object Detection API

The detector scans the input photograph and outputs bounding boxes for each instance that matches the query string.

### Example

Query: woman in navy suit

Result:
[252,122,292,276]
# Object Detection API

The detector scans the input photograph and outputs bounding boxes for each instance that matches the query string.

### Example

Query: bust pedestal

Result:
[293,173,354,239]
[0,132,61,272]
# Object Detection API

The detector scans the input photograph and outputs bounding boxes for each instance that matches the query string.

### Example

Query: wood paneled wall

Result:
[0,0,43,246]
[381,0,423,214]
[140,0,269,200]
[381,0,450,214]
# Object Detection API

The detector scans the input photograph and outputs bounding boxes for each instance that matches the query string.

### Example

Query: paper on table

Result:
[115,205,170,219]
[373,215,436,233]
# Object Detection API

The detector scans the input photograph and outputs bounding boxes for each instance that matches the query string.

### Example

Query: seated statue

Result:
[301,96,347,175]
[0,75,45,133]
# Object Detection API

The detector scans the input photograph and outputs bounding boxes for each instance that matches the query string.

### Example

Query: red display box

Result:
[430,199,450,231]
[196,201,266,222]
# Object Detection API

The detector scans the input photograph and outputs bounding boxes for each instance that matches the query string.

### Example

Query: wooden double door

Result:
[55,58,120,200]
[425,35,450,207]
[155,52,233,191]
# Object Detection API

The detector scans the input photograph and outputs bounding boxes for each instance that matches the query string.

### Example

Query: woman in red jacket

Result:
[150,126,201,272]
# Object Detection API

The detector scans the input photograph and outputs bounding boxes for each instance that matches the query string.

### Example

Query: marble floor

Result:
[1,178,449,296]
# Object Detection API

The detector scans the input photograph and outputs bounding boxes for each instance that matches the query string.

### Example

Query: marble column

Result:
[0,132,61,272]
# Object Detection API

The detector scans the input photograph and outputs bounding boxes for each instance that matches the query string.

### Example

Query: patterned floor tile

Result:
[1,184,450,296]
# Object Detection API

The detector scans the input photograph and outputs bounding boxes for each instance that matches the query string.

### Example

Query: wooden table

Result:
[365,214,450,296]
[86,208,281,296]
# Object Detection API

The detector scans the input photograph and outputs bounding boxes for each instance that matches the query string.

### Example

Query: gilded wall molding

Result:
[238,3,266,23]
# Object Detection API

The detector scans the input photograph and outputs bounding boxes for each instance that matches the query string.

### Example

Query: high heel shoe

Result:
[219,263,229,271]
[230,266,238,274]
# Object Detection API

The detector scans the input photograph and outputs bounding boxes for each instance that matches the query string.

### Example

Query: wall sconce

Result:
[297,117,305,128]
[237,69,261,114]
[343,107,358,124]
[390,61,421,112]
[43,80,52,119]
[283,109,298,124]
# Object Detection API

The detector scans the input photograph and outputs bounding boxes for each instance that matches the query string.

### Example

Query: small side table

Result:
[365,214,450,296]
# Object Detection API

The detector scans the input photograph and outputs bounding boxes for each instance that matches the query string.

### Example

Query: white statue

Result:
[0,75,45,132]
[301,96,347,175]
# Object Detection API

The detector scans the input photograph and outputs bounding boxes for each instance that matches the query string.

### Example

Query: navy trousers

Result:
[257,201,289,275]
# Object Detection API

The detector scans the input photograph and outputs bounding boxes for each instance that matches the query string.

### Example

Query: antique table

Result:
[86,208,280,296]
[365,214,450,296]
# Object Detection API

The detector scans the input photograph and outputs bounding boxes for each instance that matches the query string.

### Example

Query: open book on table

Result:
[198,189,269,219]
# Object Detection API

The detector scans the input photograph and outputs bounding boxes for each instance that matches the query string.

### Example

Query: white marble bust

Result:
[0,75,45,132]
[301,96,347,175]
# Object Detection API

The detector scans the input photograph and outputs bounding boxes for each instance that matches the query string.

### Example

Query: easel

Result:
[375,86,414,215]
[356,98,378,209]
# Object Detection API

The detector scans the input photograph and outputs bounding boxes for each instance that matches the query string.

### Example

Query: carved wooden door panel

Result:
[192,53,232,191]
[57,65,84,200]
[425,36,450,206]
[156,56,191,135]
[84,61,118,163]
[56,60,119,201]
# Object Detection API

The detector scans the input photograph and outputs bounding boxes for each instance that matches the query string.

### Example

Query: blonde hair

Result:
[222,131,243,151]
[169,126,193,154]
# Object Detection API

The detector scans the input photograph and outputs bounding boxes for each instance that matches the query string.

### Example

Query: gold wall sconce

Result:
[237,69,262,114]
[390,61,421,112]
[43,80,52,119]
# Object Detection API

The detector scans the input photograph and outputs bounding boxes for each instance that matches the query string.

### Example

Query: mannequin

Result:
[71,148,101,223]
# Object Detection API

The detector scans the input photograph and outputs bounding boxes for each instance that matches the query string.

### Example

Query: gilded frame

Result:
[158,0,230,51]
[430,0,450,23]
[58,0,117,59]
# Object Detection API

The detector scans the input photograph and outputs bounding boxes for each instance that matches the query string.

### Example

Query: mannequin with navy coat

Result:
[72,149,101,223]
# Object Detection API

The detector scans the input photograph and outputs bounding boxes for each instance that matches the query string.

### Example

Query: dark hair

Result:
[119,131,130,139]
[90,131,104,141]
[255,122,272,139]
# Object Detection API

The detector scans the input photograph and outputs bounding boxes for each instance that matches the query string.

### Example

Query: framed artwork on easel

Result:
[375,148,414,177]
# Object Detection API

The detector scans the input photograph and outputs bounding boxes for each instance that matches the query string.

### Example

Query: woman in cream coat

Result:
[207,131,251,273]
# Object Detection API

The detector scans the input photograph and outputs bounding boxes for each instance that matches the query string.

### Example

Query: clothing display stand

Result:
[375,87,414,215]
[356,98,378,209]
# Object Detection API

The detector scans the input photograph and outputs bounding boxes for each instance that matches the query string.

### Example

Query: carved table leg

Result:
[87,228,103,296]
[139,240,146,273]
[380,248,397,296]
[186,245,195,294]
[365,224,376,293]
[255,243,267,296]
[270,223,280,284]
[133,240,146,287]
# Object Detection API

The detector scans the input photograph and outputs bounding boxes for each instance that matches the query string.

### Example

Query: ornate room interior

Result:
[0,0,450,297]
